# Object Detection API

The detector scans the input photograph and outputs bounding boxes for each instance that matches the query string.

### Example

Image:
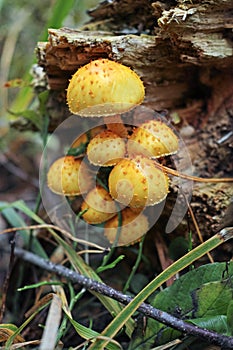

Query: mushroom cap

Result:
[104,207,149,246]
[87,130,126,166]
[127,120,179,158]
[81,185,117,224]
[47,156,93,196]
[67,59,145,117]
[108,155,169,208]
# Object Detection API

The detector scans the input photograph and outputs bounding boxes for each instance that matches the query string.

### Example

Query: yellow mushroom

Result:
[66,59,145,137]
[127,119,179,158]
[81,186,117,224]
[67,58,144,116]
[104,207,149,246]
[47,156,93,196]
[108,155,169,208]
[87,130,126,167]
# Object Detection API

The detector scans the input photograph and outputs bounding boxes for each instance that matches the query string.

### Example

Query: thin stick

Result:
[0,224,106,252]
[186,201,214,263]
[154,162,233,183]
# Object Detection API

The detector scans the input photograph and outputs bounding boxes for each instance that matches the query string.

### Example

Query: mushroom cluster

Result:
[47,59,179,246]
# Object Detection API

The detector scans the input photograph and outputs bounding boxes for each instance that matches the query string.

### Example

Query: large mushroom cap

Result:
[67,59,145,117]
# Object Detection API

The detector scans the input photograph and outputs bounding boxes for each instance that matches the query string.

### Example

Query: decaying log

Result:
[30,0,232,139]
[27,0,233,243]
[35,0,233,118]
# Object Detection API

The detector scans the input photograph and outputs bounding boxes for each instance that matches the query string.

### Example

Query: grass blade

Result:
[66,314,122,350]
[0,201,47,258]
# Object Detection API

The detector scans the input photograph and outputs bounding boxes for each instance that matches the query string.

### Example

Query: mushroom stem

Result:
[104,114,128,138]
[154,162,233,183]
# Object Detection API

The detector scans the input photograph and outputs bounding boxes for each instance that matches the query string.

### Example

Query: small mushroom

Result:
[67,58,145,136]
[127,120,179,158]
[87,130,126,167]
[47,156,93,196]
[108,155,169,208]
[104,207,149,246]
[81,185,117,224]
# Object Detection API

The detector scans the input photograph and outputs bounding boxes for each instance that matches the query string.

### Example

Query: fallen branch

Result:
[11,246,233,349]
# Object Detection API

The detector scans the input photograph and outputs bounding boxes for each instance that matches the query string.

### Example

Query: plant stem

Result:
[98,205,122,270]
[155,162,233,183]
[123,236,145,293]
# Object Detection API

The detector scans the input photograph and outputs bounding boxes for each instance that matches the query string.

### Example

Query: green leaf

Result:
[67,316,122,350]
[17,281,63,291]
[189,315,228,334]
[8,200,45,224]
[50,229,135,337]
[38,90,49,117]
[0,323,25,344]
[8,109,42,130]
[134,262,233,349]
[226,300,233,335]
[9,0,77,114]
[5,298,52,348]
[66,143,87,157]
[192,280,232,318]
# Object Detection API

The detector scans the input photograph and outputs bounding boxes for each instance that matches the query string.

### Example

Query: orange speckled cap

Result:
[109,156,169,208]
[104,207,149,246]
[67,59,145,117]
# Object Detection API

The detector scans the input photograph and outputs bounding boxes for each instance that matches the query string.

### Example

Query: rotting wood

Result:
[33,0,233,125]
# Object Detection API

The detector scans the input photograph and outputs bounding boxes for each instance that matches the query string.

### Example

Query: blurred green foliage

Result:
[0,0,100,117]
